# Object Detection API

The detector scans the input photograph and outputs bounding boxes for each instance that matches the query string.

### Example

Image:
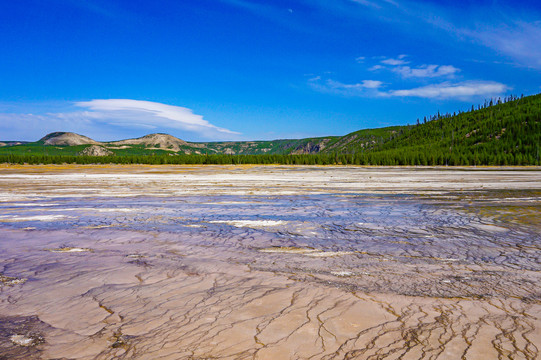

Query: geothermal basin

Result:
[0,165,540,359]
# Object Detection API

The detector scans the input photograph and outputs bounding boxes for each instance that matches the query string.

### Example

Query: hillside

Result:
[107,133,192,152]
[333,94,540,165]
[197,136,339,155]
[1,93,540,165]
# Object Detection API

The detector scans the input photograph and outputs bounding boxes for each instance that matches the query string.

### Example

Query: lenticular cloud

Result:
[75,99,239,136]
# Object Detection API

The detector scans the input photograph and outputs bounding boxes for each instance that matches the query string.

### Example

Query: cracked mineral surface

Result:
[0,165,540,359]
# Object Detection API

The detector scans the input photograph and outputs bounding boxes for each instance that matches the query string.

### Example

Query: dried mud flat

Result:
[0,165,540,359]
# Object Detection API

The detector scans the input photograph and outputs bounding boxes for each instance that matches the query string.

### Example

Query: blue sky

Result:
[1,0,540,141]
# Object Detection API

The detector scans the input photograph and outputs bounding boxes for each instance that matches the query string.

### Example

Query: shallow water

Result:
[0,165,540,359]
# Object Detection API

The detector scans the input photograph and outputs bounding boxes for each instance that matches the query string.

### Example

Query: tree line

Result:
[1,149,537,166]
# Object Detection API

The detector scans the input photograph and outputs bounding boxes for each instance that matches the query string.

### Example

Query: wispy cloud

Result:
[221,0,539,71]
[350,0,383,9]
[367,56,460,78]
[393,1,541,69]
[220,0,272,14]
[369,64,385,71]
[311,77,508,100]
[327,79,384,89]
[387,81,509,99]
[350,0,399,9]
[462,20,541,69]
[380,57,409,66]
[309,78,383,97]
[391,64,460,78]
[306,1,541,69]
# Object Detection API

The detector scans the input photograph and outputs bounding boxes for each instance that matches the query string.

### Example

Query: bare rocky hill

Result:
[107,133,195,151]
[39,132,100,146]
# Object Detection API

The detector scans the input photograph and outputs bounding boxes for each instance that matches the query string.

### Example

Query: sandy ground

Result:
[0,164,540,197]
[0,165,540,359]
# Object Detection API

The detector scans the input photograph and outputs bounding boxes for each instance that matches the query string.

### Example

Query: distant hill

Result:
[39,132,100,146]
[107,133,191,152]
[0,141,28,147]
[1,93,540,165]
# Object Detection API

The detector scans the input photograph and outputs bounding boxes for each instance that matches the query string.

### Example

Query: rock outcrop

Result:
[78,145,113,156]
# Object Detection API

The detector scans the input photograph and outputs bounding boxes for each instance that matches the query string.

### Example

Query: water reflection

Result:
[1,191,539,300]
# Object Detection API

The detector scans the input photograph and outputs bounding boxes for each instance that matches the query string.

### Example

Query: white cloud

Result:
[309,77,384,97]
[391,64,460,78]
[313,53,507,101]
[360,80,384,89]
[370,55,459,78]
[311,77,508,100]
[388,81,509,99]
[380,58,409,66]
[75,99,238,136]
[327,79,383,89]
[369,64,384,71]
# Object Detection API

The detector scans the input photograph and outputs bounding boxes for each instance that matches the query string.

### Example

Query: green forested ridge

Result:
[319,93,540,165]
[1,93,540,165]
